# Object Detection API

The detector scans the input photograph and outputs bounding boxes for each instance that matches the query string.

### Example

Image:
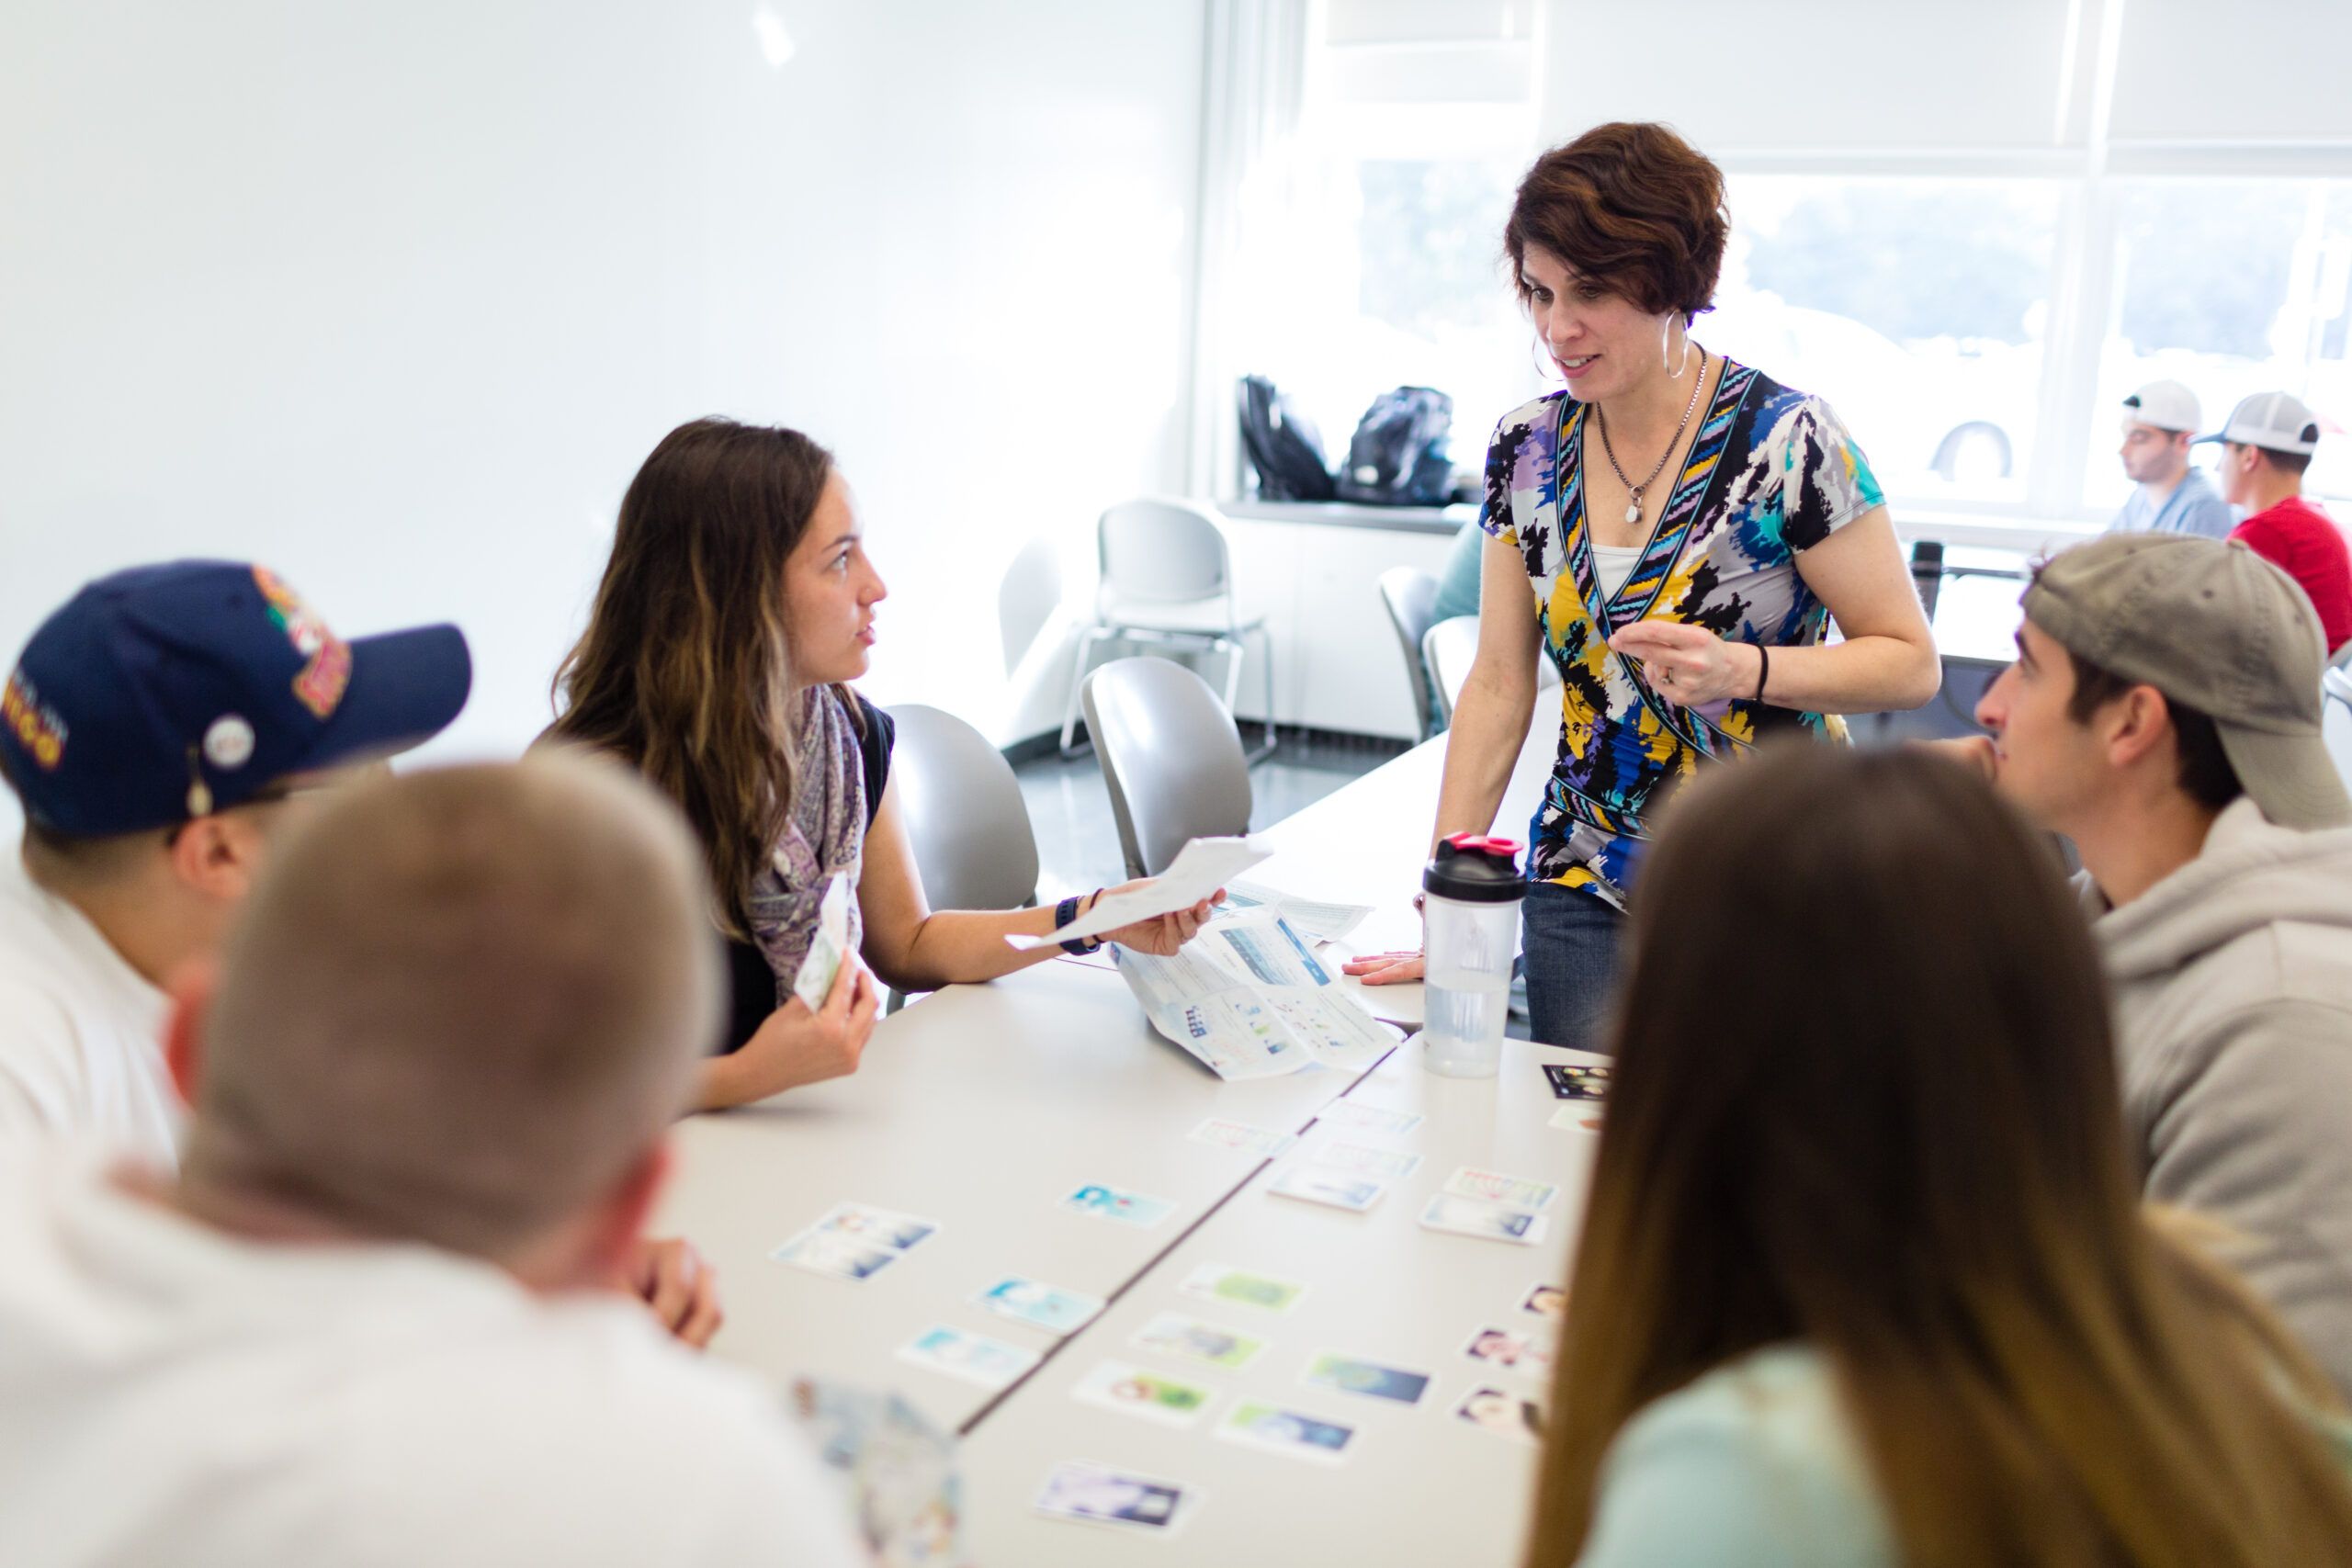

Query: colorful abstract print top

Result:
[1481,360,1883,907]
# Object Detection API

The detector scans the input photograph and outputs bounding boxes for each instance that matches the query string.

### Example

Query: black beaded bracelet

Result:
[1055,892,1103,955]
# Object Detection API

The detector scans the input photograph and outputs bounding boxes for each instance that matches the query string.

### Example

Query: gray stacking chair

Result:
[1060,498,1275,763]
[1377,566,1443,742]
[884,704,1040,1012]
[887,704,1039,912]
[1080,657,1253,880]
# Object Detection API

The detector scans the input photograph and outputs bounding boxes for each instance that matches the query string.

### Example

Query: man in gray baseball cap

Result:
[1952,531,2352,1392]
[2200,389,2352,652]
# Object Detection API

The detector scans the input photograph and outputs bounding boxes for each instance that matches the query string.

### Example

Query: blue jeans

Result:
[1521,882,1626,1053]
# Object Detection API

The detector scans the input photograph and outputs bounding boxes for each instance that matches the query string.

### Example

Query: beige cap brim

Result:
[2219,724,2352,830]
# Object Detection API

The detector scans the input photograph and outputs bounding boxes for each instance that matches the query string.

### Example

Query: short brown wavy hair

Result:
[1504,122,1729,323]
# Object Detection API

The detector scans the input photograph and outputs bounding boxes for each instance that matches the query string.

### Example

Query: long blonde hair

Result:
[1527,745,2352,1567]
[548,418,831,936]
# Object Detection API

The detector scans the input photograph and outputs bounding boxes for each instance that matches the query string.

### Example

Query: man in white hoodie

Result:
[1960,531,2352,1392]
[0,757,866,1567]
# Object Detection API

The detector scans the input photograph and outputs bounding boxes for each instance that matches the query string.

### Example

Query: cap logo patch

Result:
[252,567,352,720]
[1,668,66,771]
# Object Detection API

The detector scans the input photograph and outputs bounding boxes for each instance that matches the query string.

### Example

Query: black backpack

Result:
[1237,375,1336,502]
[1336,386,1453,506]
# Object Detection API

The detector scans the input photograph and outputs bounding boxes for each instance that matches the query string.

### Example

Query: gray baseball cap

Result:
[2194,390,2324,457]
[2024,532,2351,829]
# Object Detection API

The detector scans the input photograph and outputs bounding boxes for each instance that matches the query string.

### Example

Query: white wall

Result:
[0,0,1205,790]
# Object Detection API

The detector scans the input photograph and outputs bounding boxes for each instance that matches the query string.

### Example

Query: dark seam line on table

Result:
[953,1040,1403,1438]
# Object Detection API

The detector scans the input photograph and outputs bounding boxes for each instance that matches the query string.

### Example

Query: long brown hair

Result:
[1527,745,2352,1567]
[548,417,832,935]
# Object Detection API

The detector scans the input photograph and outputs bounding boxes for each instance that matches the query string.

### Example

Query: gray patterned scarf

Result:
[746,687,866,1004]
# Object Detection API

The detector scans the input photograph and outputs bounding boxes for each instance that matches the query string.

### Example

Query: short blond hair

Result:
[186,755,719,1257]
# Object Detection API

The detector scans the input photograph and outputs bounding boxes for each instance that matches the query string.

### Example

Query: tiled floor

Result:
[1013,728,1408,900]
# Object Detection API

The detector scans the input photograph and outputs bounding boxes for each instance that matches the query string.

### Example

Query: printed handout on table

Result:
[1214,879,1374,946]
[1113,907,1396,1081]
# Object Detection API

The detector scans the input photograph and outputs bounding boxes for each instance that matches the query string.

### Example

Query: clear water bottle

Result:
[1420,833,1524,1078]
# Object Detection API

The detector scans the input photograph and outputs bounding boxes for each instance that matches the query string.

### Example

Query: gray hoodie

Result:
[2093,796,2352,1395]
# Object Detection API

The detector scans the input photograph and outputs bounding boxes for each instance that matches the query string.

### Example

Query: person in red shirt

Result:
[2202,390,2352,653]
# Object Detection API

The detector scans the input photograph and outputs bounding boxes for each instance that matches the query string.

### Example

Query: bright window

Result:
[2083,179,2352,511]
[1711,177,2061,508]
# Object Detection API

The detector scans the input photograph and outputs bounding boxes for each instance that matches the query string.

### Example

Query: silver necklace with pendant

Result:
[1596,348,1709,526]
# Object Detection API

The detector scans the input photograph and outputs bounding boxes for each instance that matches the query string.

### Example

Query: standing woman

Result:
[1347,123,1939,1047]
[1530,746,2352,1566]
[547,419,1216,1111]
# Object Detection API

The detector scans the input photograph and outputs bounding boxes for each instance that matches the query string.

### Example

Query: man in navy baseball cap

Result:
[0,561,471,1162]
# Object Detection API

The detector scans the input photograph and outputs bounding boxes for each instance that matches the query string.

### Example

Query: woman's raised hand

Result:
[1607,620,1761,706]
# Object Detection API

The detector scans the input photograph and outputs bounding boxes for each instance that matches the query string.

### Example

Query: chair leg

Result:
[1236,627,1277,766]
[1259,626,1278,761]
[1059,627,1103,760]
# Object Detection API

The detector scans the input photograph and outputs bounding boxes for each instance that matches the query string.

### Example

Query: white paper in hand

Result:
[1006,835,1272,950]
[791,872,853,1011]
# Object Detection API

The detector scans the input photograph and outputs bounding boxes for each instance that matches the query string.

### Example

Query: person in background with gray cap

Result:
[2107,378,2235,539]
[1947,532,2352,1393]
[2203,389,2352,652]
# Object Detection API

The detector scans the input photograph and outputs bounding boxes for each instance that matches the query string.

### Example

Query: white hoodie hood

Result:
[2093,798,2352,1396]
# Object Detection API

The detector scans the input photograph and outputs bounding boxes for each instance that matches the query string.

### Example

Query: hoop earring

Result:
[1660,315,1692,378]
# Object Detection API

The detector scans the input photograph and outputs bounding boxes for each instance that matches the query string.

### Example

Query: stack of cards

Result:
[1453,1384,1545,1446]
[1216,1401,1356,1464]
[1132,1312,1266,1371]
[1059,1182,1175,1228]
[1543,1062,1610,1100]
[1463,1321,1556,1382]
[1304,1350,1431,1406]
[1311,1141,1423,1180]
[1187,1117,1297,1158]
[1321,1100,1423,1136]
[896,1325,1039,1391]
[1420,1192,1548,1247]
[1520,1281,1568,1321]
[975,1275,1106,1337]
[1178,1264,1306,1314]
[773,1201,940,1281]
[1035,1460,1198,1538]
[1269,1166,1387,1212]
[1071,1359,1215,1427]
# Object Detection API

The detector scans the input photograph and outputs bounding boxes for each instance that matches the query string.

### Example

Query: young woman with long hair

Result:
[548,419,1216,1111]
[1528,745,2352,1567]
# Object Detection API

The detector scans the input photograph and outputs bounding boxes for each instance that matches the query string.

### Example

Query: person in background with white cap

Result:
[0,562,724,1348]
[2107,378,2235,539]
[2203,389,2352,652]
[1949,533,2352,1393]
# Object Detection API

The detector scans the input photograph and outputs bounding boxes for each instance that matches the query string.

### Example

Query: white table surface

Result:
[658,694,1580,1552]
[1249,696,1559,1027]
[655,960,1391,1434]
[956,1037,1606,1565]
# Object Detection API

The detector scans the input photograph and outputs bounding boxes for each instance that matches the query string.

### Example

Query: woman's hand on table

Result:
[695,952,880,1110]
[1096,882,1222,955]
[1341,950,1426,985]
[1606,621,1761,706]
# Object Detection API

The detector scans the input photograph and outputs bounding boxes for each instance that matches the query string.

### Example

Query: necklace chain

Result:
[1596,348,1709,522]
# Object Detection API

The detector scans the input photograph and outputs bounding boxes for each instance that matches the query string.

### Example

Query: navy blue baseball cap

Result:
[0,561,471,837]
